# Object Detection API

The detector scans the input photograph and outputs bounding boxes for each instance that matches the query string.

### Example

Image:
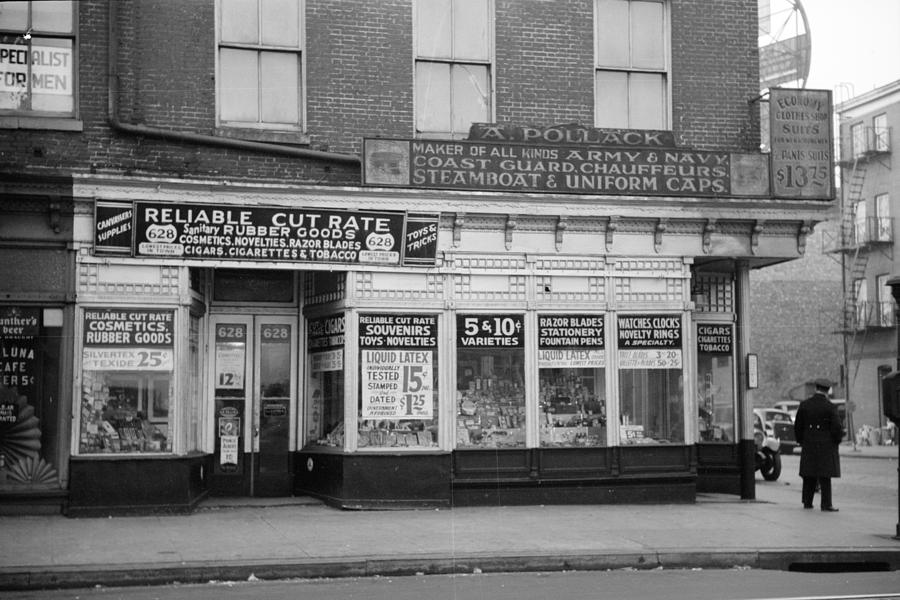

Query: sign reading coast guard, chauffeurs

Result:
[133,202,406,265]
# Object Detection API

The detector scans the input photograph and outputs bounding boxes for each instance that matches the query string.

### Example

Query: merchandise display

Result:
[79,372,170,453]
[455,375,526,448]
[539,368,606,447]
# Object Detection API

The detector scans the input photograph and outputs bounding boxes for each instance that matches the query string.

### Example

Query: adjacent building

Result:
[1,0,835,515]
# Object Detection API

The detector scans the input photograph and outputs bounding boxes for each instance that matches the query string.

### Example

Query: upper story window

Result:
[0,1,76,119]
[873,113,889,152]
[850,121,866,158]
[415,0,493,139]
[594,0,668,129]
[217,0,304,131]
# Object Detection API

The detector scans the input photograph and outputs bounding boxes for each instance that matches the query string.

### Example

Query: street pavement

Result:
[0,443,898,591]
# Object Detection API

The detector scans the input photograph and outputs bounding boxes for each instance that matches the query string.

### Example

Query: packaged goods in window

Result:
[538,368,607,447]
[78,372,170,453]
[455,376,526,448]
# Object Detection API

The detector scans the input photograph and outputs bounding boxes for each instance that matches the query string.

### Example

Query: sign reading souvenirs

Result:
[697,324,733,354]
[769,88,834,200]
[538,315,605,368]
[359,314,436,419]
[617,314,682,369]
[133,202,406,265]
[457,314,524,348]
[94,202,133,253]
[82,308,175,371]
[0,307,40,391]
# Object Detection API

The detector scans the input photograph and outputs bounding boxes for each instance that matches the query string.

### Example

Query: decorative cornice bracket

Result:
[505,214,518,250]
[555,216,568,251]
[453,212,466,247]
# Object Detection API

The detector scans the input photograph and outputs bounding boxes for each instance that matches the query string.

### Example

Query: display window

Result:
[455,314,525,448]
[357,313,439,449]
[538,314,607,447]
[305,314,345,448]
[616,314,684,444]
[78,308,175,454]
[696,323,736,443]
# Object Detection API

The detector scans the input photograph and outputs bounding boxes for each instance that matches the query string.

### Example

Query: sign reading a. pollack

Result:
[132,202,412,265]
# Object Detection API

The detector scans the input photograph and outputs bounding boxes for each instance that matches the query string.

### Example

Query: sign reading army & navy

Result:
[132,202,415,265]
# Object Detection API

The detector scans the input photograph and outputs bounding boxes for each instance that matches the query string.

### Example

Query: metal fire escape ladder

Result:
[842,158,870,335]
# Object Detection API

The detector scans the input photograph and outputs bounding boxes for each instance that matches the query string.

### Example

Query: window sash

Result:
[595,70,666,129]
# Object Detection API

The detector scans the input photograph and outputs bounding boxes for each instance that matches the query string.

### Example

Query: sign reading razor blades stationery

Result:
[133,203,409,265]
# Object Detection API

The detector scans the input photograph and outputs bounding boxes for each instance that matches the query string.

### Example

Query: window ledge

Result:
[0,116,83,131]
[215,126,310,146]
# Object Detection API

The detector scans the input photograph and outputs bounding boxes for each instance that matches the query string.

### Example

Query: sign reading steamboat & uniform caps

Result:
[363,123,771,198]
[94,202,439,266]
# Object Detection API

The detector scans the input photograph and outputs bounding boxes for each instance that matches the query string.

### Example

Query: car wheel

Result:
[761,451,781,481]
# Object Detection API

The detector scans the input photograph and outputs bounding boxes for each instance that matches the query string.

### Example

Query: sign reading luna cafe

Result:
[362,123,773,198]
[82,308,175,371]
[768,88,834,200]
[93,202,439,267]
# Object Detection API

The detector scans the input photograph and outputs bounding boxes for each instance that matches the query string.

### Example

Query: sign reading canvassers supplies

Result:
[133,202,405,265]
[359,314,436,419]
[82,308,175,371]
[769,88,834,199]
[617,314,682,369]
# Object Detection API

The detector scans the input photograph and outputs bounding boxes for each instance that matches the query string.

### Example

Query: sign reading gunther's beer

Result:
[363,123,770,198]
[769,88,834,200]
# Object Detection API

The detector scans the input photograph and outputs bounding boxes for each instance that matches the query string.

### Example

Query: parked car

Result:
[772,400,799,420]
[753,412,781,481]
[753,408,798,454]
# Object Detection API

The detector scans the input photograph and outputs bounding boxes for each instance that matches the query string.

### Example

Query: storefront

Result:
[62,114,833,513]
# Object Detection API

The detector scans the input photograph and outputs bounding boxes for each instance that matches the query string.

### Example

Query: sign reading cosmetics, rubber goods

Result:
[360,314,436,419]
[82,308,175,371]
[133,203,406,265]
[769,88,834,200]
[617,314,682,369]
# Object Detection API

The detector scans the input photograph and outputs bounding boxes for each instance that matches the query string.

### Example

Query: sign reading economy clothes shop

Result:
[363,124,771,197]
[769,88,834,200]
[98,203,438,266]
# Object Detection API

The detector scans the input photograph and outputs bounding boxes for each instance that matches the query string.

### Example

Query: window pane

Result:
[358,314,439,449]
[305,315,345,449]
[221,0,259,44]
[29,37,74,113]
[32,0,72,33]
[456,314,526,449]
[0,37,29,110]
[696,325,735,443]
[262,0,299,47]
[220,48,259,122]
[451,64,489,134]
[416,0,452,58]
[595,0,629,66]
[629,72,664,129]
[0,2,29,30]
[631,0,664,69]
[260,51,299,124]
[453,0,490,60]
[594,70,628,127]
[416,61,451,132]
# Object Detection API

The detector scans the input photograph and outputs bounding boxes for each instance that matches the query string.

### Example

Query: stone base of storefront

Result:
[696,443,743,495]
[0,488,69,516]
[66,453,210,517]
[296,446,715,509]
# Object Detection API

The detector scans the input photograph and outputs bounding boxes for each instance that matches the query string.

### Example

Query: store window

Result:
[415,0,492,138]
[79,308,175,454]
[358,314,439,449]
[217,0,304,131]
[616,314,684,444]
[1,306,62,487]
[695,323,735,443]
[594,0,668,129]
[0,1,76,118]
[538,315,607,447]
[305,314,345,448]
[456,314,525,448]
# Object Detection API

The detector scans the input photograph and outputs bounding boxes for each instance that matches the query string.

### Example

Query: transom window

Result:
[594,0,668,129]
[0,0,76,116]
[217,0,304,130]
[415,0,492,139]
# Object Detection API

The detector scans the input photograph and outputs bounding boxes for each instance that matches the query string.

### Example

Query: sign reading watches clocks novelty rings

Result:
[121,202,438,266]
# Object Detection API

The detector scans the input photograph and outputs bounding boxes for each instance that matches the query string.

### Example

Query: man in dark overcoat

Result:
[793,378,844,511]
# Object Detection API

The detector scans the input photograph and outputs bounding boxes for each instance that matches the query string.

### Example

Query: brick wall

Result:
[0,0,762,184]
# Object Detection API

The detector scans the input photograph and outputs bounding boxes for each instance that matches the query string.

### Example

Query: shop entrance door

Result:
[209,315,297,497]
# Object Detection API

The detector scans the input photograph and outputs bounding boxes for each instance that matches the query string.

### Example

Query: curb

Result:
[3,548,900,591]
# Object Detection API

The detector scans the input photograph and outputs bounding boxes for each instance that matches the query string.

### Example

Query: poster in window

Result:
[617,314,682,369]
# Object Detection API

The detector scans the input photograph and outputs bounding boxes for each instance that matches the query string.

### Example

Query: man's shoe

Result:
[821,506,839,512]
[803,504,813,509]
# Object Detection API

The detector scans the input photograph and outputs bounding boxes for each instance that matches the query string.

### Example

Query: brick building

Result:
[1,0,834,515]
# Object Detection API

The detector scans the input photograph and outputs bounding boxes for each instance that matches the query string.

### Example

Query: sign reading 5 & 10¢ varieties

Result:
[359,314,436,419]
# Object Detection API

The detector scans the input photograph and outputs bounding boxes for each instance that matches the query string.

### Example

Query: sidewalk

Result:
[1,447,898,591]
